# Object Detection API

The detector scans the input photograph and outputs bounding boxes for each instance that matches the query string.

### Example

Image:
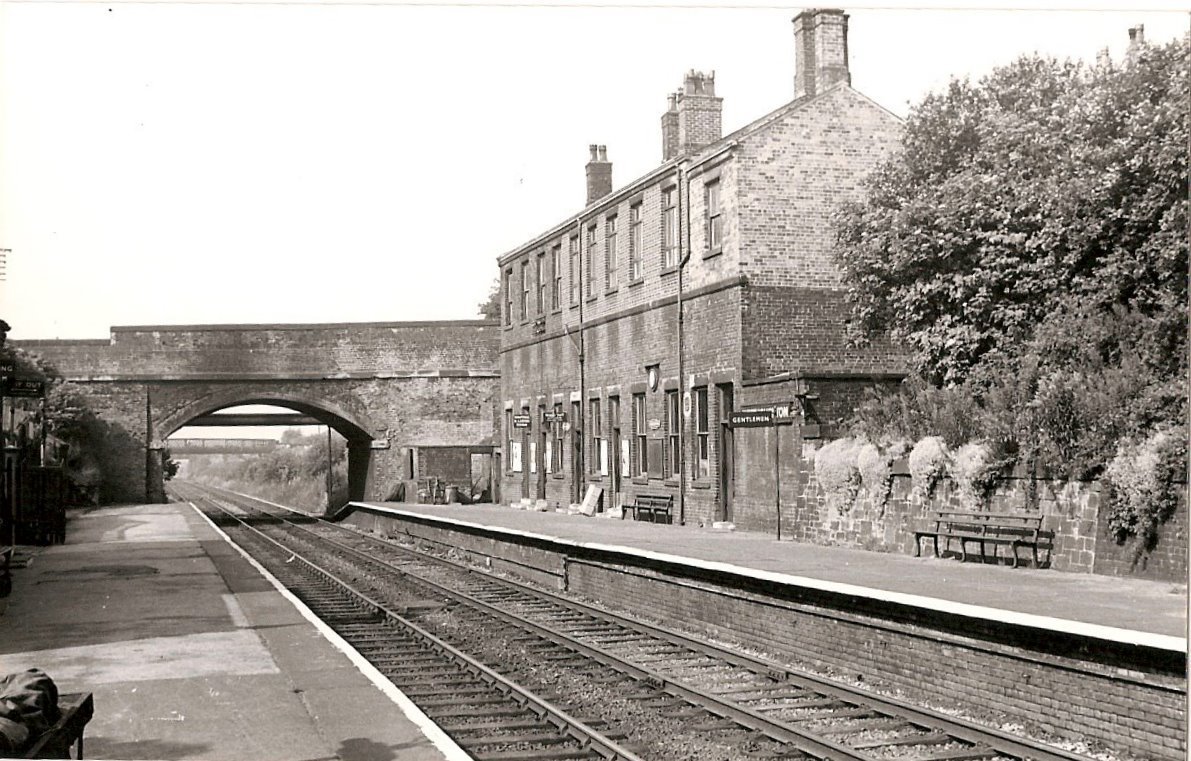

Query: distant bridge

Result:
[168,438,279,455]
[18,320,500,506]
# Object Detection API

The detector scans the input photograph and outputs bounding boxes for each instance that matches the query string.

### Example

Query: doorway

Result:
[718,383,734,522]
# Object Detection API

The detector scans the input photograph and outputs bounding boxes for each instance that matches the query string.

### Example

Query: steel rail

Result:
[184,484,1099,761]
[189,491,646,761]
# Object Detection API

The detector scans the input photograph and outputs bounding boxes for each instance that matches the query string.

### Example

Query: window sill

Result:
[552,473,566,480]
[660,266,678,277]
[627,278,645,288]
[605,288,619,296]
[588,475,603,482]
[703,248,723,260]
[551,308,563,316]
[586,296,598,304]
[691,481,712,490]
[631,476,651,485]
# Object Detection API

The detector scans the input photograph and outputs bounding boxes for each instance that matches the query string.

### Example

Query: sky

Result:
[1,1,1187,342]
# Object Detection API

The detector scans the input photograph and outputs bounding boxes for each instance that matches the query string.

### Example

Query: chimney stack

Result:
[661,93,680,161]
[661,70,722,161]
[1127,24,1145,63]
[793,8,851,100]
[585,144,612,205]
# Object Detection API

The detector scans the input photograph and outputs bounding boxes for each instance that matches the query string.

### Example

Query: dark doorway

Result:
[718,383,734,522]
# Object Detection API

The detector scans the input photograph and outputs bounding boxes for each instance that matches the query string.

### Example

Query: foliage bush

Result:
[812,438,864,510]
[908,437,949,499]
[836,35,1187,493]
[855,439,906,506]
[1102,428,1186,551]
[950,442,997,507]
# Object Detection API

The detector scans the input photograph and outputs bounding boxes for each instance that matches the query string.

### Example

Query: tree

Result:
[834,37,1187,386]
[478,278,501,320]
[836,35,1188,479]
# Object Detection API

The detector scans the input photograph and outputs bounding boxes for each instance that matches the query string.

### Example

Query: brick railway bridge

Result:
[19,321,500,505]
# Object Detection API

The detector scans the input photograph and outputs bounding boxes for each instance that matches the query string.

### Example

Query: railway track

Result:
[174,481,1101,761]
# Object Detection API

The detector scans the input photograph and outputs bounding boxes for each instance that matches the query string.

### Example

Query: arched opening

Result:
[158,394,380,512]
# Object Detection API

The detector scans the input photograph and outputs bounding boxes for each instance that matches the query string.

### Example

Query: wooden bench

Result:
[22,692,94,759]
[914,511,1046,568]
[625,493,673,524]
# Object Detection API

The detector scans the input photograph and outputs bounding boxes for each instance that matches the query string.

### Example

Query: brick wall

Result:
[786,440,1188,582]
[736,86,901,290]
[19,320,498,378]
[742,286,908,379]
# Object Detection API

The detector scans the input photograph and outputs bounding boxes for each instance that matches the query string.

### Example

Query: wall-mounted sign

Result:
[543,411,567,424]
[2,378,45,398]
[370,439,391,450]
[512,413,532,429]
[647,418,661,431]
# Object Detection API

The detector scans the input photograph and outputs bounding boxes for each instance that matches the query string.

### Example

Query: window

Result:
[551,244,562,310]
[695,387,710,480]
[520,259,530,320]
[589,398,602,474]
[665,389,680,477]
[706,180,723,253]
[552,402,564,473]
[605,215,618,290]
[632,393,647,477]
[662,187,679,268]
[629,203,643,281]
[586,224,597,298]
[503,268,513,326]
[536,252,546,315]
[569,235,580,305]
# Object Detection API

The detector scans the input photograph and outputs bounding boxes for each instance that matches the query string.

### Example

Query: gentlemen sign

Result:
[729,405,795,428]
[512,413,532,429]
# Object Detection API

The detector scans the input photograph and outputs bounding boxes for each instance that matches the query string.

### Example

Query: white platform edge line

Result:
[352,502,1187,654]
[190,502,473,761]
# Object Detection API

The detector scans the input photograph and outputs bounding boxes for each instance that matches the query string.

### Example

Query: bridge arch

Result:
[156,390,378,446]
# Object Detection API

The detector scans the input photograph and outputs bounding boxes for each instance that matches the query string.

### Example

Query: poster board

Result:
[579,485,602,516]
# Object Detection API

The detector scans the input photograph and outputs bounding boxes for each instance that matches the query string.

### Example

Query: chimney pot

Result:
[589,144,599,160]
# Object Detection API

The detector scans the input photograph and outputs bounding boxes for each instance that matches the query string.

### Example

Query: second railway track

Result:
[174,481,1103,761]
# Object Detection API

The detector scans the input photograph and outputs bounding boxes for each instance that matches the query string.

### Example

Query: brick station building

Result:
[496,8,906,530]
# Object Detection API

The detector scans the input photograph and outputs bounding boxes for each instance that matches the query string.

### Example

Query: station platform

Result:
[0,503,467,761]
[350,501,1188,650]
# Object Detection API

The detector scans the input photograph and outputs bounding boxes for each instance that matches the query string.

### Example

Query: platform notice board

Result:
[579,485,602,516]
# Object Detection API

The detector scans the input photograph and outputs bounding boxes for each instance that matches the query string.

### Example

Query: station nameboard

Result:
[542,411,567,424]
[512,413,532,429]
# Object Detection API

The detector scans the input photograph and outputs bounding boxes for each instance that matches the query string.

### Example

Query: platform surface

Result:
[354,501,1188,645]
[0,504,462,761]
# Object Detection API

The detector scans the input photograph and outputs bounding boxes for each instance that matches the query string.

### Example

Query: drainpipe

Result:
[677,162,690,526]
[576,217,586,499]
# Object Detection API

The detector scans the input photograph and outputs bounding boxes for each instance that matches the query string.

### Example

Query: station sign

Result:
[512,413,532,429]
[730,404,795,428]
[542,410,567,424]
[0,361,13,377]
[2,378,45,398]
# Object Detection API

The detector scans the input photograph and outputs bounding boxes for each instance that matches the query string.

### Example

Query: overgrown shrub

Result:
[1102,428,1187,553]
[950,442,998,507]
[813,438,864,510]
[908,436,949,499]
[855,439,906,506]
